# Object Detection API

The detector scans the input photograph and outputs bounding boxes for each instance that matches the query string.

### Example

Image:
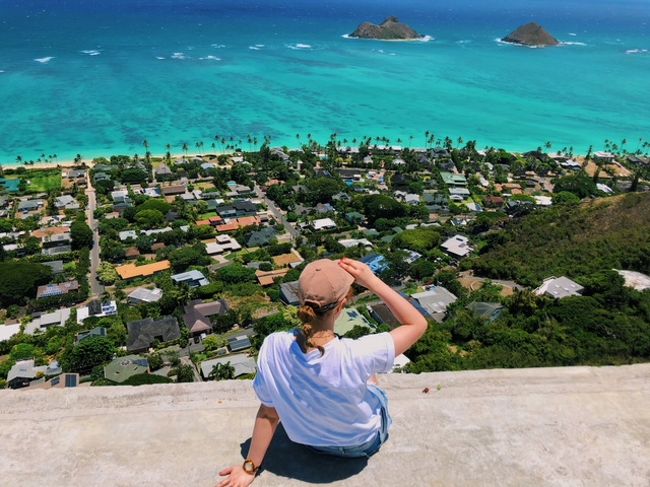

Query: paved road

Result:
[254,183,299,241]
[85,174,104,297]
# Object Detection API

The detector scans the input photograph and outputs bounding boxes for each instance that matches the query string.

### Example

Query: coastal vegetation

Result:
[469,193,650,286]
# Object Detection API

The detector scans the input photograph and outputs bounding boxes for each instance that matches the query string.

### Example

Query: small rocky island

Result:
[502,22,559,47]
[349,17,424,41]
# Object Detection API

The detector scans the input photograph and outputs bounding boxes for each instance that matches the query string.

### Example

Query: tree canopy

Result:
[0,261,52,306]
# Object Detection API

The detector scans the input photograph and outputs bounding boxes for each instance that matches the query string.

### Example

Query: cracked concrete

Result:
[1,364,649,487]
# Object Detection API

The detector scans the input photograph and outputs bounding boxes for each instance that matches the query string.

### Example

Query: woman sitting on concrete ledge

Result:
[218,258,428,487]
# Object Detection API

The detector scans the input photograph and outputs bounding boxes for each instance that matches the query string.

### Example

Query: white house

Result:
[312,218,337,231]
[205,235,242,255]
[441,235,473,258]
[534,276,584,299]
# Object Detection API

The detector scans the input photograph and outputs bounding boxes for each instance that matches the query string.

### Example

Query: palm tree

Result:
[15,155,22,165]
[182,142,189,157]
[209,362,235,381]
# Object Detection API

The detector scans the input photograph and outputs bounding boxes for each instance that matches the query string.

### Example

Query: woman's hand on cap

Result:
[338,258,378,289]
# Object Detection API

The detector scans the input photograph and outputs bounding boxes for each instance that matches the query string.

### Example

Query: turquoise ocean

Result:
[0,0,648,164]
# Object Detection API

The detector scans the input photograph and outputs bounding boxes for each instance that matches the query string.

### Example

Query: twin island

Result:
[348,17,559,48]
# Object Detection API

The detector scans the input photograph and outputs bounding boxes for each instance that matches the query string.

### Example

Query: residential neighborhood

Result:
[0,140,649,389]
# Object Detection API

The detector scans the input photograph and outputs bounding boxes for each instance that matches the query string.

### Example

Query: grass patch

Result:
[7,170,62,193]
[198,211,218,220]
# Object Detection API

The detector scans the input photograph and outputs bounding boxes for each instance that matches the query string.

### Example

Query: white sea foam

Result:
[495,38,546,48]
[249,44,265,50]
[569,33,577,37]
[0,70,4,73]
[456,39,471,45]
[211,43,226,48]
[156,56,166,60]
[81,49,101,56]
[342,33,433,42]
[560,41,587,46]
[171,52,187,59]
[34,56,54,63]
[287,43,312,50]
[625,48,648,55]
[199,55,221,61]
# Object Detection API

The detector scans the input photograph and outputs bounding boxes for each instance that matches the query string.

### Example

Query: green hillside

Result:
[469,193,650,286]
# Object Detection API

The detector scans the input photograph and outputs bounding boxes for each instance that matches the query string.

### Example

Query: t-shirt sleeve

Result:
[350,332,396,377]
[252,336,275,407]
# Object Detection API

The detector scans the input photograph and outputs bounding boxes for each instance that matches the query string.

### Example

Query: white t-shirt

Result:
[253,330,395,447]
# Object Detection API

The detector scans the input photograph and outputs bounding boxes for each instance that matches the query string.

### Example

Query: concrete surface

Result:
[1,364,650,487]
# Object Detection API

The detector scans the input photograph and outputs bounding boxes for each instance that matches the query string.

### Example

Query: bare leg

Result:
[368,374,379,385]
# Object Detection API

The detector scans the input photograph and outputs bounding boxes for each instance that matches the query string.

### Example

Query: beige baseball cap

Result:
[298,259,355,309]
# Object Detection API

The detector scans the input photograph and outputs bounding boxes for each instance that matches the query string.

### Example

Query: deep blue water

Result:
[0,0,648,163]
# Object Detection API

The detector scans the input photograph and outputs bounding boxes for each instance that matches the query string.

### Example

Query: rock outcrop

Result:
[502,22,559,47]
[350,17,423,40]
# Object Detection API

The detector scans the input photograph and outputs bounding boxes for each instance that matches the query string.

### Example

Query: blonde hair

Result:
[296,288,354,356]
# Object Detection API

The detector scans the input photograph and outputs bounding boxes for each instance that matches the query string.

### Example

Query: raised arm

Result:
[339,258,428,356]
[218,404,280,487]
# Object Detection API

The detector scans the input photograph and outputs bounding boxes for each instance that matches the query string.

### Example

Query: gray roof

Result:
[467,302,504,321]
[247,227,277,247]
[126,316,180,352]
[280,281,300,305]
[7,359,48,385]
[535,276,584,299]
[228,335,252,353]
[183,299,229,332]
[412,287,458,322]
[171,270,209,287]
[127,287,163,304]
[76,327,108,343]
[200,354,257,379]
[104,355,149,383]
[17,199,44,211]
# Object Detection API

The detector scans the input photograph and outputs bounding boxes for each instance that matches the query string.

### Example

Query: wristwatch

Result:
[242,459,259,475]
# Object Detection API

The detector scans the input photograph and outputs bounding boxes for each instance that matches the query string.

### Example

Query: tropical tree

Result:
[208,362,235,381]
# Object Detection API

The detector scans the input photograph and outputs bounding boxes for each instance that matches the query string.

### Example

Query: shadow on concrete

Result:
[240,425,368,484]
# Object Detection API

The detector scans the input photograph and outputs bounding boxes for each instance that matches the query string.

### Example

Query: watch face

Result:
[243,460,255,473]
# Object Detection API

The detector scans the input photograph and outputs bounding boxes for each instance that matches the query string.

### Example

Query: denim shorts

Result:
[308,384,392,459]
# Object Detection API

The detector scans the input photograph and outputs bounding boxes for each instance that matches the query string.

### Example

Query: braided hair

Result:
[296,288,354,356]
[296,303,327,356]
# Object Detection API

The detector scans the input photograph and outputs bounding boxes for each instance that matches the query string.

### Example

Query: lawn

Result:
[6,170,61,193]
[194,182,216,191]
[198,211,218,220]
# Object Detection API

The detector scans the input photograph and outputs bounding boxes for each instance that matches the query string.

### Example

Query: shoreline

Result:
[0,148,594,173]
[0,152,229,171]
